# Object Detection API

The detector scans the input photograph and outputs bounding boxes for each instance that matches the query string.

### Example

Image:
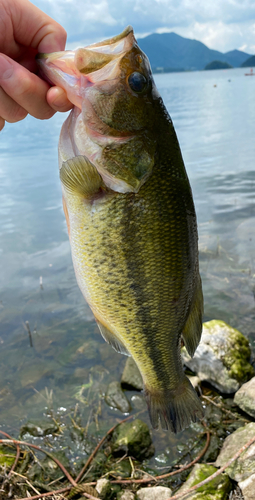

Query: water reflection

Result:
[0,68,254,463]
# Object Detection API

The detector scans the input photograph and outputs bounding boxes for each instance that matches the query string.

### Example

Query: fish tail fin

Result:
[144,376,204,433]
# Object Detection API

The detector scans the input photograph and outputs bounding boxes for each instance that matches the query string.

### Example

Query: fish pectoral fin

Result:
[182,277,203,357]
[60,155,103,198]
[96,319,130,356]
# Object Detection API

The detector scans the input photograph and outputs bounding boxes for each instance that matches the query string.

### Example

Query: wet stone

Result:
[203,434,221,462]
[234,376,255,417]
[117,491,135,500]
[112,418,155,461]
[105,381,131,413]
[239,473,255,500]
[188,375,201,391]
[130,394,146,410]
[121,357,143,390]
[205,403,223,426]
[215,422,255,482]
[20,420,59,438]
[96,478,111,499]
[136,486,172,500]
[27,450,70,483]
[182,320,254,393]
[176,463,231,499]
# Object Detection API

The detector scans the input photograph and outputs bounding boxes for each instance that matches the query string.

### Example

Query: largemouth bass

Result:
[38,26,204,433]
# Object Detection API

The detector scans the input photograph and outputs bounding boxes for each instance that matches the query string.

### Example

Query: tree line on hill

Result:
[136,32,255,72]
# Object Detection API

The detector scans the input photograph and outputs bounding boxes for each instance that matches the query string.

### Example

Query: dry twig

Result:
[14,486,71,500]
[109,426,210,484]
[75,414,134,483]
[5,417,255,500]
[165,434,255,500]
[0,430,20,477]
[202,395,249,422]
[0,439,77,487]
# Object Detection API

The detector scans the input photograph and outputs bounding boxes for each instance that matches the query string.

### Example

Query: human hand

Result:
[0,0,73,131]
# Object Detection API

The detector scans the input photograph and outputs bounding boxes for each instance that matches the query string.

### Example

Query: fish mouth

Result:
[37,26,136,108]
[38,27,155,195]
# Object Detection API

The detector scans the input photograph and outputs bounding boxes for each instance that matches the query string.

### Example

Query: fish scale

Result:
[38,26,204,432]
[69,157,193,390]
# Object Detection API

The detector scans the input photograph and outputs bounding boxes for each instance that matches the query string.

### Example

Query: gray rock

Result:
[215,422,255,482]
[204,402,223,430]
[130,394,146,410]
[96,478,111,499]
[239,473,255,500]
[105,381,131,413]
[188,375,201,391]
[117,491,135,500]
[20,420,59,437]
[112,418,155,461]
[27,450,70,483]
[234,376,255,417]
[121,357,143,391]
[136,486,172,500]
[203,435,221,462]
[175,463,231,499]
[182,320,254,393]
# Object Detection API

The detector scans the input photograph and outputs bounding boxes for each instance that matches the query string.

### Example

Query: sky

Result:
[33,0,255,54]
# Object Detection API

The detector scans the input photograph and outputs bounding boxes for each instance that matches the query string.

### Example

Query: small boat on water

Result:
[245,68,255,76]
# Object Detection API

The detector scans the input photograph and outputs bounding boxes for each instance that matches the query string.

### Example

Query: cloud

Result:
[170,20,253,53]
[32,0,255,53]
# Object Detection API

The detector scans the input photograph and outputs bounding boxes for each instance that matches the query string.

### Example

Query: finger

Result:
[0,117,5,131]
[0,86,28,123]
[12,0,67,53]
[47,87,73,113]
[0,54,55,120]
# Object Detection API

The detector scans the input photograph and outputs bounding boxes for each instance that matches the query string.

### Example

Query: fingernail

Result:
[0,55,13,80]
[50,87,69,108]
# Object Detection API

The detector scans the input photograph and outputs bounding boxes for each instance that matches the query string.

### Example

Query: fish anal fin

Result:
[144,376,204,433]
[182,277,203,357]
[60,155,103,198]
[96,318,130,356]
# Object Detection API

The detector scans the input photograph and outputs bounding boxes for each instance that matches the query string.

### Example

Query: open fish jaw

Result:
[38,27,156,194]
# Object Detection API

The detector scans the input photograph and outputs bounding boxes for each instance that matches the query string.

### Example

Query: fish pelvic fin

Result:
[96,319,130,356]
[182,276,203,357]
[144,376,204,433]
[60,156,103,198]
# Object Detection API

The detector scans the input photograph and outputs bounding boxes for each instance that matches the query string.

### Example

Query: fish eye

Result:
[128,72,148,93]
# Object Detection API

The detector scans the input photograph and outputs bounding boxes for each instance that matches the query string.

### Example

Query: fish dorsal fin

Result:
[182,277,203,357]
[96,319,130,356]
[60,156,102,198]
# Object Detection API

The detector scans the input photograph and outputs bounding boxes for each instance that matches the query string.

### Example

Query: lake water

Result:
[0,67,255,465]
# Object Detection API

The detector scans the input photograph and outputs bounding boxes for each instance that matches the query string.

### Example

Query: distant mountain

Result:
[137,32,251,72]
[224,50,251,68]
[241,55,255,67]
[205,61,233,70]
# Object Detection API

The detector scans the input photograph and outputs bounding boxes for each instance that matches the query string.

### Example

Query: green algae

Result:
[176,464,231,499]
[112,419,155,461]
[203,320,254,383]
[0,445,16,468]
